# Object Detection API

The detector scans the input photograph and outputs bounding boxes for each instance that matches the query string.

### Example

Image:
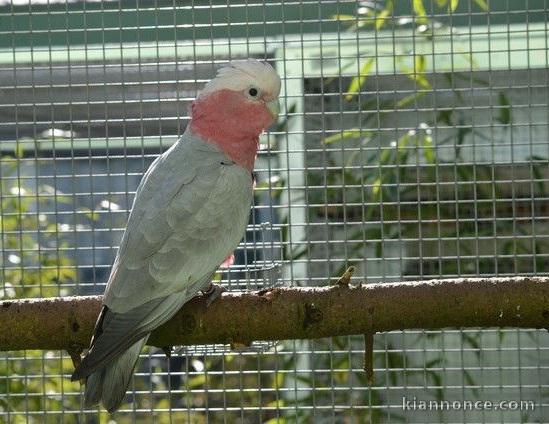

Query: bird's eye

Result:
[248,87,259,97]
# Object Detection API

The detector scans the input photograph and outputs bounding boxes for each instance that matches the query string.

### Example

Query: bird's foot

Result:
[202,283,226,307]
[67,346,83,370]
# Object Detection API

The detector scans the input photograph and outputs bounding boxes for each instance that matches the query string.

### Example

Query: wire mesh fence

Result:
[0,0,548,422]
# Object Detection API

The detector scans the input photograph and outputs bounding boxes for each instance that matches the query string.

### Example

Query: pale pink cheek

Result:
[255,107,275,131]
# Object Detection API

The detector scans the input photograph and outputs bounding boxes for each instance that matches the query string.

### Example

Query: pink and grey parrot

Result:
[71,59,281,412]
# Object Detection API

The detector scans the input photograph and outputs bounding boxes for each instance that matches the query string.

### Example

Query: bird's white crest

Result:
[200,59,281,99]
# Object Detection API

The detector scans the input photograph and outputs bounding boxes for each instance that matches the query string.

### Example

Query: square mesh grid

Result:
[0,0,548,422]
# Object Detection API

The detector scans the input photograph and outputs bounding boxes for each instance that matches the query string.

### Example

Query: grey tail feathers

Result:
[84,335,149,413]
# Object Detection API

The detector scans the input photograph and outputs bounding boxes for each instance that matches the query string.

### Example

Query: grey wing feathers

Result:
[73,134,253,412]
[83,336,148,412]
[101,139,253,313]
[72,291,190,381]
[115,140,218,268]
[102,137,231,312]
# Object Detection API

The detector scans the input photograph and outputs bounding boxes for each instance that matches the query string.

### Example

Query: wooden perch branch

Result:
[1,277,548,352]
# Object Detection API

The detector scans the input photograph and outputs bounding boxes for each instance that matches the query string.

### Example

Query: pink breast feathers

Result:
[190,89,275,172]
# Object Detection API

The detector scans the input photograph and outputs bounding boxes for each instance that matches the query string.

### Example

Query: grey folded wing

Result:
[72,286,195,381]
[102,136,252,313]
[72,134,253,381]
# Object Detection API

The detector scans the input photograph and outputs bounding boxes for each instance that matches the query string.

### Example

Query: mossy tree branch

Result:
[1,277,548,352]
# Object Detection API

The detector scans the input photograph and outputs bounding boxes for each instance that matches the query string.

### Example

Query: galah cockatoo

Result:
[71,59,281,412]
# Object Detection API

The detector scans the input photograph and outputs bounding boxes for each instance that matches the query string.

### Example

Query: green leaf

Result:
[324,61,357,85]
[371,0,394,31]
[323,129,370,144]
[462,332,481,358]
[274,102,296,132]
[375,9,391,31]
[395,91,426,108]
[345,58,375,101]
[415,54,426,73]
[264,418,287,424]
[496,92,511,125]
[288,246,308,261]
[456,124,472,147]
[449,0,459,12]
[78,207,100,221]
[412,0,428,23]
[331,14,356,22]
[410,55,432,89]
[14,141,26,159]
[528,155,549,195]
[464,370,480,396]
[186,374,206,388]
[425,358,443,368]
[372,177,382,198]
[266,399,286,409]
[473,0,489,12]
[436,109,453,125]
[415,75,432,90]
[422,135,436,164]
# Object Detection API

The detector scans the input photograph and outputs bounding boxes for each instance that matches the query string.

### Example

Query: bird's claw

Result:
[202,283,226,307]
[162,346,173,358]
[67,346,83,370]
